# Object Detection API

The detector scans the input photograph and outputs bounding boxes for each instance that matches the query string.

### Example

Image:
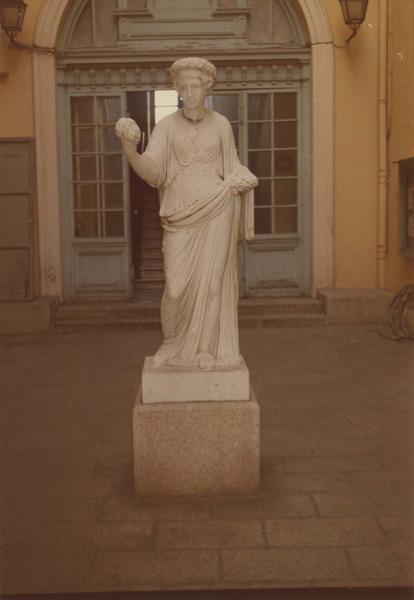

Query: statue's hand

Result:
[228,165,258,195]
[115,117,141,145]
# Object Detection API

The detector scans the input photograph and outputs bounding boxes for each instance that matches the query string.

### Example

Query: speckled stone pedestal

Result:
[132,385,260,496]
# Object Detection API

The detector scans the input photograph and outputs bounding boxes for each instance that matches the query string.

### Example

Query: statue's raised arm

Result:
[115,117,160,186]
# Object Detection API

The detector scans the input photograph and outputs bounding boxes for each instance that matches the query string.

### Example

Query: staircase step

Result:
[136,276,165,283]
[142,232,163,241]
[142,213,160,220]
[139,258,164,269]
[137,269,165,280]
[140,245,162,255]
[134,279,165,290]
[142,222,162,230]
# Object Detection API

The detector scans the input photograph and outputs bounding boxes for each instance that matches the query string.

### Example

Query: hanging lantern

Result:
[338,0,369,31]
[0,0,27,40]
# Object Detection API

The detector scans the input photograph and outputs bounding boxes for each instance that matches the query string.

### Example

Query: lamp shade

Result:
[0,0,27,39]
[338,0,369,28]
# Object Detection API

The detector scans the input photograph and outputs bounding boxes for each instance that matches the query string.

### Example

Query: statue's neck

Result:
[182,106,206,122]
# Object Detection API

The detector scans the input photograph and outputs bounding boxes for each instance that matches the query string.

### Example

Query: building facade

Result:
[0,0,413,310]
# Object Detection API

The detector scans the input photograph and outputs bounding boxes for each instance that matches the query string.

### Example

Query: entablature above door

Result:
[57,59,310,92]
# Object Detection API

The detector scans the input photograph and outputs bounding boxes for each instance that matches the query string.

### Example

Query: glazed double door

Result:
[64,87,310,299]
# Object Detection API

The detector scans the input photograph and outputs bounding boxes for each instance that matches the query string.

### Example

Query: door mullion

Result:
[271,91,275,234]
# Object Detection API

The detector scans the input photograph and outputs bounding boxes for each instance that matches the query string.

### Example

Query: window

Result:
[248,91,298,236]
[210,90,299,237]
[71,96,124,238]
[399,158,414,257]
[208,94,240,151]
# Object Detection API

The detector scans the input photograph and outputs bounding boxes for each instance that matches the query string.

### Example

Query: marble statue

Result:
[116,57,257,370]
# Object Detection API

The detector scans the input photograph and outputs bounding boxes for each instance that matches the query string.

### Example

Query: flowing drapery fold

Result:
[139,109,255,367]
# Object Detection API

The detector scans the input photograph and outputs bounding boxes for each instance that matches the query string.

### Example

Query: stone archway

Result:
[33,0,334,298]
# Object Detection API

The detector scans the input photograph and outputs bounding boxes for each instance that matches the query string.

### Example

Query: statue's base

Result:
[142,356,250,403]
[132,385,260,496]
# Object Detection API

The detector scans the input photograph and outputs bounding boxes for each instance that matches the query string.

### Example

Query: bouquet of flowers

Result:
[228,164,258,195]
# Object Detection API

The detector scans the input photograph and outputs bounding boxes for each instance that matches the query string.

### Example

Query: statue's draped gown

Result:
[141,109,253,367]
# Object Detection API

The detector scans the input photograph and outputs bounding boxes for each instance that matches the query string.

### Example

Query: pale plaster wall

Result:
[0,0,412,292]
[385,0,414,291]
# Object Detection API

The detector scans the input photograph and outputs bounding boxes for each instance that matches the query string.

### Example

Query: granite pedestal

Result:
[133,356,260,496]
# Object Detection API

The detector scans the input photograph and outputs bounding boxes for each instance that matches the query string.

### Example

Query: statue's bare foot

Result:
[152,344,171,367]
[196,352,215,370]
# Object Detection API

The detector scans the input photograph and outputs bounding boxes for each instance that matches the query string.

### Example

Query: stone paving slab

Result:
[378,517,414,545]
[90,549,221,589]
[210,494,317,520]
[346,546,414,582]
[156,520,266,550]
[264,517,386,547]
[313,492,412,518]
[99,495,210,522]
[276,456,384,472]
[265,472,352,493]
[220,547,352,583]
[0,326,413,594]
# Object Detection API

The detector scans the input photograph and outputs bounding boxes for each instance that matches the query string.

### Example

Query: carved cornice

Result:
[57,45,310,64]
[57,60,310,90]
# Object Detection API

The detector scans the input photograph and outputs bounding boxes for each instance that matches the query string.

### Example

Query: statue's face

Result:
[176,69,208,110]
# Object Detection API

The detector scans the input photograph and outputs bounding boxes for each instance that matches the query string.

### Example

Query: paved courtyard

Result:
[0,325,413,594]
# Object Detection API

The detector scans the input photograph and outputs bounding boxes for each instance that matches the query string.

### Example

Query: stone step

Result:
[142,214,160,223]
[141,221,162,230]
[140,244,163,255]
[53,300,326,332]
[137,269,165,280]
[54,297,323,321]
[54,297,323,318]
[240,312,327,328]
[132,288,164,302]
[54,301,161,320]
[238,297,322,315]
[53,317,162,333]
[53,313,327,333]
[142,212,160,220]
[138,258,164,270]
[142,231,163,241]
[136,276,165,285]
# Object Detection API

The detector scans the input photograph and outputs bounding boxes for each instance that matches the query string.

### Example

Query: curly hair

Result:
[170,57,216,91]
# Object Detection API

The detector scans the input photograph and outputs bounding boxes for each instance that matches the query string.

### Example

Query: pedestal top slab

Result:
[141,356,250,403]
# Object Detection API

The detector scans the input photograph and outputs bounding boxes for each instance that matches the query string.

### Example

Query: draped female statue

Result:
[116,57,257,370]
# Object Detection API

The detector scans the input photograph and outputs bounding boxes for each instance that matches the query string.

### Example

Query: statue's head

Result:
[170,57,217,92]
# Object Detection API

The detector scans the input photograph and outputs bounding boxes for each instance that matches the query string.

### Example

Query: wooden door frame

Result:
[33,0,334,299]
[0,137,37,300]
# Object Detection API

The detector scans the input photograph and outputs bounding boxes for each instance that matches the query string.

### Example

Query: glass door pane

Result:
[71,95,124,239]
[247,91,299,237]
[208,94,240,149]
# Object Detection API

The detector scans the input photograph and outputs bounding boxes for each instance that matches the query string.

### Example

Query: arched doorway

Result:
[33,0,334,301]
